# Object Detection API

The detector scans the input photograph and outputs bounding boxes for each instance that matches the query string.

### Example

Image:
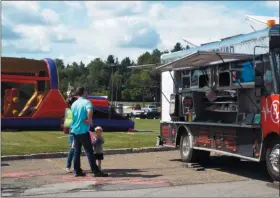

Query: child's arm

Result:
[92,136,98,145]
[93,137,104,144]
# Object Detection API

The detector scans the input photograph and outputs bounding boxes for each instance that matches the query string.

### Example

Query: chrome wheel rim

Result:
[270,144,280,173]
[182,136,190,157]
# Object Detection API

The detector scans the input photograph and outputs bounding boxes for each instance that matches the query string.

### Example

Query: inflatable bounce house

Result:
[1,57,134,131]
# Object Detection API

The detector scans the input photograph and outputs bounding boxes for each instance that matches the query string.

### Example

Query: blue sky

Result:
[2,1,279,65]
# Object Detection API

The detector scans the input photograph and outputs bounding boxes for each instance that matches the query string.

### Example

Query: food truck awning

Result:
[156,51,255,71]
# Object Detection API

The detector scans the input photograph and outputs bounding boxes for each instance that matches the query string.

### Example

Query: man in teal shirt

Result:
[71,87,108,177]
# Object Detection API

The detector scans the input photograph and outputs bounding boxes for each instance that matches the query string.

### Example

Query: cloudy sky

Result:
[2,1,279,65]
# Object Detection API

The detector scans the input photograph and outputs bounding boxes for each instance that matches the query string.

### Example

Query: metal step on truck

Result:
[157,22,280,181]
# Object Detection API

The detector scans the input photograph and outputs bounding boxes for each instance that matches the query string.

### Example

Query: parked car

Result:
[146,111,160,119]
[132,104,136,110]
[142,105,158,112]
[131,110,146,118]
[134,104,142,110]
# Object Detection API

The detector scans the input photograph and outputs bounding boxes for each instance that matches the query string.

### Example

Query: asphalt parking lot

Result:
[1,150,279,197]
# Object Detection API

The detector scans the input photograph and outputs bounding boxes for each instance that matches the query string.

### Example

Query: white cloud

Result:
[4,1,41,12]
[58,54,96,66]
[2,1,76,54]
[3,1,274,63]
[6,25,51,53]
[2,1,43,25]
[49,25,76,43]
[70,1,267,62]
[64,1,84,9]
[41,9,60,25]
[85,1,147,19]
[265,1,280,9]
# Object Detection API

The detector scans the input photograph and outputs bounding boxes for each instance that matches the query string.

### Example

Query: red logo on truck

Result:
[271,100,280,124]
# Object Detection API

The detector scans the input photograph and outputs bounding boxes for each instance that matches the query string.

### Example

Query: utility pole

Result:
[115,66,119,106]
[142,86,144,107]
[141,67,145,107]
[111,65,114,106]
[116,86,118,106]
[110,64,120,106]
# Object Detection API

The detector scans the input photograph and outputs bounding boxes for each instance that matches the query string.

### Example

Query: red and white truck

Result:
[157,21,280,181]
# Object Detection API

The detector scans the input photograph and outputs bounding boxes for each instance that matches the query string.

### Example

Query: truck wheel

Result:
[180,133,198,163]
[266,138,280,181]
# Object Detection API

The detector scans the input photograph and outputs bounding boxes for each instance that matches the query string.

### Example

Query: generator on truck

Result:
[157,22,280,181]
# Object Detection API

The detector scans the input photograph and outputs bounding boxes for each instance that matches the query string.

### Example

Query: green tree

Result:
[54,59,65,70]
[137,51,152,65]
[171,42,183,52]
[87,58,110,94]
[54,46,170,102]
[150,49,161,64]
[106,55,115,65]
[121,89,131,101]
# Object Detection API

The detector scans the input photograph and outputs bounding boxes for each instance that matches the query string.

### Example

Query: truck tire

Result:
[180,132,199,163]
[266,138,280,181]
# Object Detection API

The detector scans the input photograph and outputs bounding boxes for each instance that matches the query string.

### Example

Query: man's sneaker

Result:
[65,168,72,173]
[94,171,108,177]
[74,172,86,177]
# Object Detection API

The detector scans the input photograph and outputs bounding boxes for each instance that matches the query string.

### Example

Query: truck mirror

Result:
[254,61,264,88]
[255,76,264,87]
[254,61,264,76]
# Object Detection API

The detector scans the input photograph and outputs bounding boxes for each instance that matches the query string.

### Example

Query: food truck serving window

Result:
[191,70,199,87]
[182,70,191,88]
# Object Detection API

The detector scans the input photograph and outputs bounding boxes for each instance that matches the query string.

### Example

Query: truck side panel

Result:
[160,122,177,146]
[160,122,262,159]
[190,125,262,159]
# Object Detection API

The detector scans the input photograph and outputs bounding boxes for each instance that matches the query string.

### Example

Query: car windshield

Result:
[149,106,156,108]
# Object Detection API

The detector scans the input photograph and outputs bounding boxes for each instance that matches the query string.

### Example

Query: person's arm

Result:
[92,137,97,145]
[84,101,93,126]
[95,137,104,144]
[89,132,94,143]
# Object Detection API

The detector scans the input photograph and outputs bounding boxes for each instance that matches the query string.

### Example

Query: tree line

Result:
[55,42,187,102]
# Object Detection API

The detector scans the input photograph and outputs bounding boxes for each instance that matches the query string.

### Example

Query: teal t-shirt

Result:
[70,97,93,134]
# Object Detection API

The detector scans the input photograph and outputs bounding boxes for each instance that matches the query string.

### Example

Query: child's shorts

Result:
[94,153,104,160]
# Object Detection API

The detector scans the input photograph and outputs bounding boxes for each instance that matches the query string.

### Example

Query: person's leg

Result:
[80,133,100,174]
[95,154,103,170]
[97,160,102,170]
[73,134,84,176]
[66,134,74,171]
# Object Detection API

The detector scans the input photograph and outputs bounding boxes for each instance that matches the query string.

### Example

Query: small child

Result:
[92,126,104,170]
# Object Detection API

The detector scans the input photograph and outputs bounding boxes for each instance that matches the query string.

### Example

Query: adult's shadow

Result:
[85,168,162,178]
[171,156,271,182]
